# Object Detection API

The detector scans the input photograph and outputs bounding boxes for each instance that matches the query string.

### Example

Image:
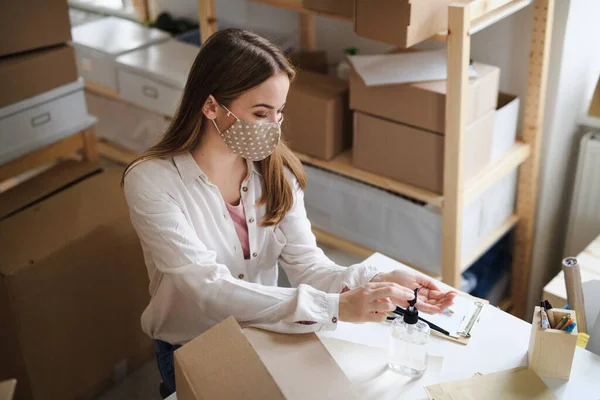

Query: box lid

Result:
[0,167,124,277]
[71,17,169,56]
[0,79,84,120]
[116,40,199,89]
[175,317,359,400]
[0,160,101,221]
[293,69,348,99]
[413,63,499,94]
[0,379,17,400]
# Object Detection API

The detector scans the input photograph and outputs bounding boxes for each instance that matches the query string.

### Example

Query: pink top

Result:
[225,200,250,260]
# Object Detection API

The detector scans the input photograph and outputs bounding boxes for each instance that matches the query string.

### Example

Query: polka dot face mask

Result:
[211,104,281,161]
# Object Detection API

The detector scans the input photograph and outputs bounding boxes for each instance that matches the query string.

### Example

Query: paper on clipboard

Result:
[348,49,478,87]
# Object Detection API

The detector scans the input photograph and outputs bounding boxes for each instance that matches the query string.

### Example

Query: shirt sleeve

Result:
[124,169,339,333]
[277,180,380,294]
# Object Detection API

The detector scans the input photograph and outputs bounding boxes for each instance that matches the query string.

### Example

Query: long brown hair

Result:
[122,29,306,226]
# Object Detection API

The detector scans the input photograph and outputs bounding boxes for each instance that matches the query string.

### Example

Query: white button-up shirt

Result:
[124,152,379,345]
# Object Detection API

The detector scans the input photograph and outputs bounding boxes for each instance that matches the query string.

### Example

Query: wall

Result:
[150,0,600,313]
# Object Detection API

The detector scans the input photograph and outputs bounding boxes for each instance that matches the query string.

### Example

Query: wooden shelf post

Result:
[198,0,218,44]
[298,14,317,50]
[512,0,555,318]
[442,3,471,288]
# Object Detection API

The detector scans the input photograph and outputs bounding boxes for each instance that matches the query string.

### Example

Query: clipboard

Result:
[388,293,488,345]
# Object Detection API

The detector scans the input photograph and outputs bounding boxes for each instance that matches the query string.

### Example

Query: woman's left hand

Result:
[370,269,457,314]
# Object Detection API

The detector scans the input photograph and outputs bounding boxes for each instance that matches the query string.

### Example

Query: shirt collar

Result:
[173,152,262,187]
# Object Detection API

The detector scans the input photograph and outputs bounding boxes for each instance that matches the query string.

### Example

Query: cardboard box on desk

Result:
[350,63,500,134]
[0,45,78,108]
[303,0,354,19]
[0,0,71,57]
[0,162,153,400]
[175,317,359,400]
[285,70,351,160]
[352,92,518,194]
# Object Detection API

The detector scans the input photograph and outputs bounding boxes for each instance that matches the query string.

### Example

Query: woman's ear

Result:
[202,95,219,120]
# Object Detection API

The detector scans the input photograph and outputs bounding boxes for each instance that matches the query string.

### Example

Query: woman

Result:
[123,29,456,395]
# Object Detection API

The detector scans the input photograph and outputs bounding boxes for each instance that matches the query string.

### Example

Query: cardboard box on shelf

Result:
[289,50,329,74]
[0,162,153,400]
[352,92,518,194]
[0,45,78,108]
[350,63,500,134]
[354,0,514,48]
[285,70,351,160]
[303,0,354,19]
[175,317,359,400]
[0,0,71,57]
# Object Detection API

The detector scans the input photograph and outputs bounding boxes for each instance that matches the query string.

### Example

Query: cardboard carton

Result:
[289,50,329,74]
[349,63,500,134]
[303,0,354,19]
[285,70,351,160]
[175,317,359,399]
[0,45,78,108]
[0,0,71,57]
[0,162,153,399]
[353,108,494,194]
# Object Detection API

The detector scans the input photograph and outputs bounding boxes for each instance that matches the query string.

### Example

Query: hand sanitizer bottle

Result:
[389,288,430,377]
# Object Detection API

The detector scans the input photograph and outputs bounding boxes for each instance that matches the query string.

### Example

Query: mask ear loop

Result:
[211,103,240,136]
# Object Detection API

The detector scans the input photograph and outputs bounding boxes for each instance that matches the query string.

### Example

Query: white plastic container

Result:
[0,79,91,165]
[116,40,199,118]
[303,165,517,275]
[70,17,170,91]
[85,92,170,153]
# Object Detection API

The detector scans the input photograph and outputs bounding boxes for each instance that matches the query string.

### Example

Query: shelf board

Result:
[313,227,441,279]
[433,0,532,42]
[249,0,353,22]
[461,214,519,271]
[464,141,530,205]
[295,150,444,207]
[97,140,139,165]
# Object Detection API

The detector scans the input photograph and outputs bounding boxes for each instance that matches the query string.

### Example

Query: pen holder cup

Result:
[528,307,578,380]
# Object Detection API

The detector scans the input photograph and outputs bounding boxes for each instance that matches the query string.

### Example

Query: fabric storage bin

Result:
[71,17,170,92]
[303,165,517,274]
[85,92,170,153]
[116,40,199,118]
[0,79,90,165]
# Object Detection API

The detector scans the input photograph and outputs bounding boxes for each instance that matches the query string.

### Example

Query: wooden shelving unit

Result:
[249,0,353,22]
[196,0,554,318]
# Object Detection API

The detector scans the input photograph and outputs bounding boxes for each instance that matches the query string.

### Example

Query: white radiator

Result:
[565,132,600,255]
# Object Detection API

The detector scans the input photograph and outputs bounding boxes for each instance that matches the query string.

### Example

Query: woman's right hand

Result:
[339,282,417,323]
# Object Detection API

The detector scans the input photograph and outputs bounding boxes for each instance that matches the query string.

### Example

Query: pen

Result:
[540,303,550,329]
[393,307,451,336]
[554,315,570,330]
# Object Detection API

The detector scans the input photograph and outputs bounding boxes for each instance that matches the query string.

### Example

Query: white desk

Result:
[167,253,600,400]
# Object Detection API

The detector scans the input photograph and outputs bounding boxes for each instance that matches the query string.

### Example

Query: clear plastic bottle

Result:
[389,288,430,377]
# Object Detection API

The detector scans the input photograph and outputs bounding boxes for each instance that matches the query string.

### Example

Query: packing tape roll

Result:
[562,257,588,333]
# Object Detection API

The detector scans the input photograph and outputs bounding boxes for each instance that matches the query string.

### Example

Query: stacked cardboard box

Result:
[348,56,520,194]
[0,1,78,108]
[285,69,352,160]
[0,162,154,399]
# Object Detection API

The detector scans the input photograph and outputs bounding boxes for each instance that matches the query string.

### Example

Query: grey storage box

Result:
[0,79,92,165]
[116,40,199,118]
[70,17,170,91]
[86,92,170,153]
[303,165,517,275]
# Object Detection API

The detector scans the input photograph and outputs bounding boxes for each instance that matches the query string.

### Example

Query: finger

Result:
[370,301,397,313]
[415,302,444,314]
[416,274,441,291]
[366,311,388,323]
[364,281,403,289]
[367,285,414,302]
